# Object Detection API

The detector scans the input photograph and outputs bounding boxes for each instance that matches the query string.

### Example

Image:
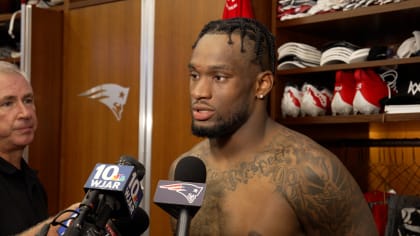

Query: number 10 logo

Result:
[93,164,124,181]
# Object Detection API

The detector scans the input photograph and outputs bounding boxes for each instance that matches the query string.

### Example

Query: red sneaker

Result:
[331,70,357,115]
[353,69,390,114]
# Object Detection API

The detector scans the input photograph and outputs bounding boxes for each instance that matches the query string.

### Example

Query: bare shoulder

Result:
[169,140,209,179]
[267,125,378,235]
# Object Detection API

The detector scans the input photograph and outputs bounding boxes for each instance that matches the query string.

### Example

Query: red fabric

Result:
[364,191,392,236]
[334,70,356,105]
[354,68,389,107]
[222,0,254,19]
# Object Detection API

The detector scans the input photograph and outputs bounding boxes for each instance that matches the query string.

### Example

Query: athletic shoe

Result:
[281,84,302,118]
[353,68,390,114]
[331,70,357,115]
[301,83,332,116]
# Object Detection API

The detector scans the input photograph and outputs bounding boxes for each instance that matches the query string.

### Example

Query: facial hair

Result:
[191,101,250,138]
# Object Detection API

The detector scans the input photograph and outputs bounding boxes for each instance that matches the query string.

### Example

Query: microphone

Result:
[56,207,149,236]
[153,156,206,236]
[111,207,150,235]
[62,155,147,236]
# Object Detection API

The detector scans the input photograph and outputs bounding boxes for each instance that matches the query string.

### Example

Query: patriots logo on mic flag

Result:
[160,183,204,204]
[154,180,206,211]
[222,0,254,19]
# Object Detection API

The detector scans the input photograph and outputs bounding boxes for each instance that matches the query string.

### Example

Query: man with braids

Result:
[169,17,378,235]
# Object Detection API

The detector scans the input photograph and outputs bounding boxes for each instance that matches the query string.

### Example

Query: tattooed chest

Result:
[188,165,304,235]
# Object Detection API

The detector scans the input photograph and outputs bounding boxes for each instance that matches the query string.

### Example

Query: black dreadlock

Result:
[192,17,276,74]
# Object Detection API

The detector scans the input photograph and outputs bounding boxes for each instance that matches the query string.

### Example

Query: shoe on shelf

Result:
[281,84,302,118]
[301,83,332,117]
[331,70,357,116]
[353,68,390,115]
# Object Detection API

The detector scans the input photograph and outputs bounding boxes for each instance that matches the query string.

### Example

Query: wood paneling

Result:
[151,1,272,235]
[28,7,63,215]
[67,0,126,9]
[152,2,223,234]
[59,0,140,208]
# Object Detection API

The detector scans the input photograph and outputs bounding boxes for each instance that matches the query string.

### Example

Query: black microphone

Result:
[111,207,150,235]
[54,207,149,236]
[153,156,207,236]
[62,155,147,236]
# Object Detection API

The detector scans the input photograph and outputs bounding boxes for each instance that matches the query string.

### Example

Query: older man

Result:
[0,61,49,235]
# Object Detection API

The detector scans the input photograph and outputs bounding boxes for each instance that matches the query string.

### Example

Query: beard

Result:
[191,104,249,138]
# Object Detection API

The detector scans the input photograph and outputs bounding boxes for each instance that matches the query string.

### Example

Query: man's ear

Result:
[255,71,274,98]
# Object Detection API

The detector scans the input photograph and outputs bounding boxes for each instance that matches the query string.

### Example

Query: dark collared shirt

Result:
[0,157,48,236]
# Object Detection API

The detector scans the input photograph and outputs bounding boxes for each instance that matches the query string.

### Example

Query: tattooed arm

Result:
[282,134,378,236]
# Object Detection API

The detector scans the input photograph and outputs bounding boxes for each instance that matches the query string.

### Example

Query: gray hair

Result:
[0,61,28,81]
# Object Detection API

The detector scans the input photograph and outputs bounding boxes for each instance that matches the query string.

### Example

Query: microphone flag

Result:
[154,180,206,219]
[84,163,143,217]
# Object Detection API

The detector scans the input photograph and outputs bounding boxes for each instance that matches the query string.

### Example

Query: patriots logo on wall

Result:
[159,183,204,204]
[79,83,130,121]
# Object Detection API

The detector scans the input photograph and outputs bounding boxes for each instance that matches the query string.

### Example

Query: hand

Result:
[47,202,81,236]
[17,202,80,236]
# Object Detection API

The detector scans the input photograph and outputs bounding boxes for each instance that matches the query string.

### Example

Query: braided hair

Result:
[192,17,276,74]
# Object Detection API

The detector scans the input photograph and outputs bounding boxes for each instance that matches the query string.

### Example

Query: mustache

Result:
[191,100,213,107]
